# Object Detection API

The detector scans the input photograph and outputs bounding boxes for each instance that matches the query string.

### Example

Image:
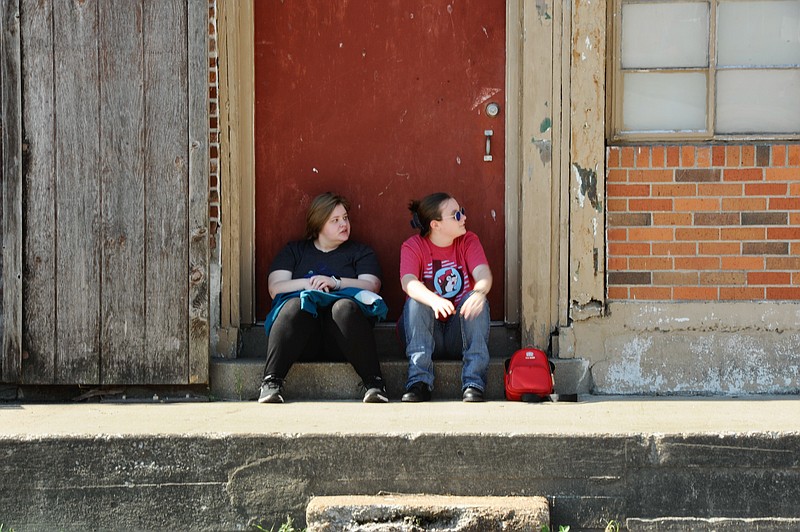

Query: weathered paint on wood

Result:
[2,0,209,385]
[569,0,606,315]
[520,0,557,347]
[20,0,56,383]
[1,0,22,383]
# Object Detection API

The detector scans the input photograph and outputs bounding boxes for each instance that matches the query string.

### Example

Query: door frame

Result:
[217,0,565,347]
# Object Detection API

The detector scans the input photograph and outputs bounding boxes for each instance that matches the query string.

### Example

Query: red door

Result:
[254,1,506,321]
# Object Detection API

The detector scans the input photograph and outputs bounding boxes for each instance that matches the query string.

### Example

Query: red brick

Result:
[772,145,787,166]
[675,256,720,270]
[653,271,698,285]
[607,184,651,197]
[666,146,680,166]
[652,213,692,226]
[749,272,791,285]
[765,168,800,181]
[608,242,651,255]
[769,197,800,210]
[700,271,746,285]
[768,227,800,240]
[675,198,719,211]
[674,286,718,300]
[720,286,765,300]
[607,257,628,270]
[607,147,621,168]
[629,198,673,211]
[745,183,787,196]
[766,287,800,300]
[634,146,650,168]
[694,147,710,168]
[607,286,629,299]
[724,168,764,182]
[652,242,697,255]
[607,228,628,241]
[629,257,674,270]
[721,197,766,211]
[722,256,765,270]
[630,286,672,300]
[741,145,755,167]
[726,146,742,167]
[791,212,800,225]
[766,257,800,270]
[788,145,800,166]
[651,146,666,168]
[698,183,743,196]
[652,184,696,197]
[628,227,675,241]
[607,198,628,212]
[712,146,726,166]
[676,227,720,241]
[700,242,740,255]
[621,147,635,167]
[681,146,696,167]
[628,169,674,183]
[720,227,766,240]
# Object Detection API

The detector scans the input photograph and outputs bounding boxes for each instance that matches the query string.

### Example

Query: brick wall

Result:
[606,143,800,301]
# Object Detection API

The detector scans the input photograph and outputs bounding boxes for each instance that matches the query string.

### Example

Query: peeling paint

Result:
[539,117,552,133]
[531,138,551,165]
[573,163,600,211]
[535,0,552,20]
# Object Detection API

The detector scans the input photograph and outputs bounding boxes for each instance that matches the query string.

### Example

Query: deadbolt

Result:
[485,102,500,117]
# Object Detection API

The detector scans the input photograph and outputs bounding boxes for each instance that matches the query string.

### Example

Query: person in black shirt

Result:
[258,192,388,404]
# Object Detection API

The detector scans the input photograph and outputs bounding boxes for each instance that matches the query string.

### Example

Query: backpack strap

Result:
[520,393,579,403]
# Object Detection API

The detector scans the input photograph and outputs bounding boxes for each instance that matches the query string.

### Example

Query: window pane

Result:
[623,72,707,131]
[718,0,800,66]
[622,2,709,68]
[716,69,800,133]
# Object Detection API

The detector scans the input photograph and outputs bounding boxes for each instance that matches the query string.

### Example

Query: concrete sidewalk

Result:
[2,394,799,437]
[2,395,799,531]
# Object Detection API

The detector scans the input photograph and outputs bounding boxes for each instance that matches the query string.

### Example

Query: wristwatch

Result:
[331,276,342,291]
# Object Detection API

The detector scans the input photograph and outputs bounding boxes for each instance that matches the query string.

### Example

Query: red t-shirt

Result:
[399,231,489,308]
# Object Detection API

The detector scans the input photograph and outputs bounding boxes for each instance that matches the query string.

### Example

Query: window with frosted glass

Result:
[613,0,800,139]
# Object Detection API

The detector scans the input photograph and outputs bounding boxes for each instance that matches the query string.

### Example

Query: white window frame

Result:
[608,0,800,142]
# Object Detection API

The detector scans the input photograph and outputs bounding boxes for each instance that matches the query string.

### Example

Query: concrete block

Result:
[306,494,549,532]
[627,517,800,531]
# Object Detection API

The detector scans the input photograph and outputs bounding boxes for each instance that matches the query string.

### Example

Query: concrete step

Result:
[627,517,800,531]
[212,324,592,401]
[210,357,591,401]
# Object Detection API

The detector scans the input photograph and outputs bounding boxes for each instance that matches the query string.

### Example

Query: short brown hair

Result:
[305,192,350,240]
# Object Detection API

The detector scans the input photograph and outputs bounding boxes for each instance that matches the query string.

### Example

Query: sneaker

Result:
[362,376,389,403]
[462,386,484,403]
[401,381,431,403]
[258,376,284,404]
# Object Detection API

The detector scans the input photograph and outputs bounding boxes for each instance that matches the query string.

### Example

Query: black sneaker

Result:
[401,381,431,403]
[258,376,284,404]
[362,376,389,403]
[462,386,485,403]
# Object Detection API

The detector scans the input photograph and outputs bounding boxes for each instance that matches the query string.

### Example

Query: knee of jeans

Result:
[331,297,360,318]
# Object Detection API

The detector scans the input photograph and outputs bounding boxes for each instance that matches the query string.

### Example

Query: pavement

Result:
[2,394,799,437]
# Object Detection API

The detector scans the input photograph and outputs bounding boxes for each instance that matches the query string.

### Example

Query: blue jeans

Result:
[401,294,490,392]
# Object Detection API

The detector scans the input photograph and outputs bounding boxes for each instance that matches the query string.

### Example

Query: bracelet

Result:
[332,276,341,291]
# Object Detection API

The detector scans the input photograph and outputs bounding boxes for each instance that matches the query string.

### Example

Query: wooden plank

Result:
[519,0,555,347]
[505,0,522,326]
[143,0,188,383]
[1,0,22,383]
[20,0,56,383]
[556,0,572,329]
[98,0,147,383]
[53,0,102,383]
[569,0,606,313]
[187,0,209,383]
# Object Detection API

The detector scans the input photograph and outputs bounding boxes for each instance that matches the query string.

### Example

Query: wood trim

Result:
[505,0,522,325]
[556,0,572,331]
[187,0,210,383]
[1,0,22,382]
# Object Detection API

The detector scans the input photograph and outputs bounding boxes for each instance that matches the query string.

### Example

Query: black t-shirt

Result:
[269,239,382,281]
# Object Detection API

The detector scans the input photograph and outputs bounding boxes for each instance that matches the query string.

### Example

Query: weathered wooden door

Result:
[1,0,208,385]
[253,1,506,321]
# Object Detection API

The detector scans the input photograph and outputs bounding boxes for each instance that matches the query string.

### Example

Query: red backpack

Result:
[504,347,577,402]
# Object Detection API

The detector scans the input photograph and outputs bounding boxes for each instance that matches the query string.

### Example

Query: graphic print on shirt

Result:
[432,259,463,300]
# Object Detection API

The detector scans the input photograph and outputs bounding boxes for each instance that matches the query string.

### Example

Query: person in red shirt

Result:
[399,192,493,402]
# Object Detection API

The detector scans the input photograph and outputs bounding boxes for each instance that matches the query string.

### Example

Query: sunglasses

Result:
[441,207,466,222]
